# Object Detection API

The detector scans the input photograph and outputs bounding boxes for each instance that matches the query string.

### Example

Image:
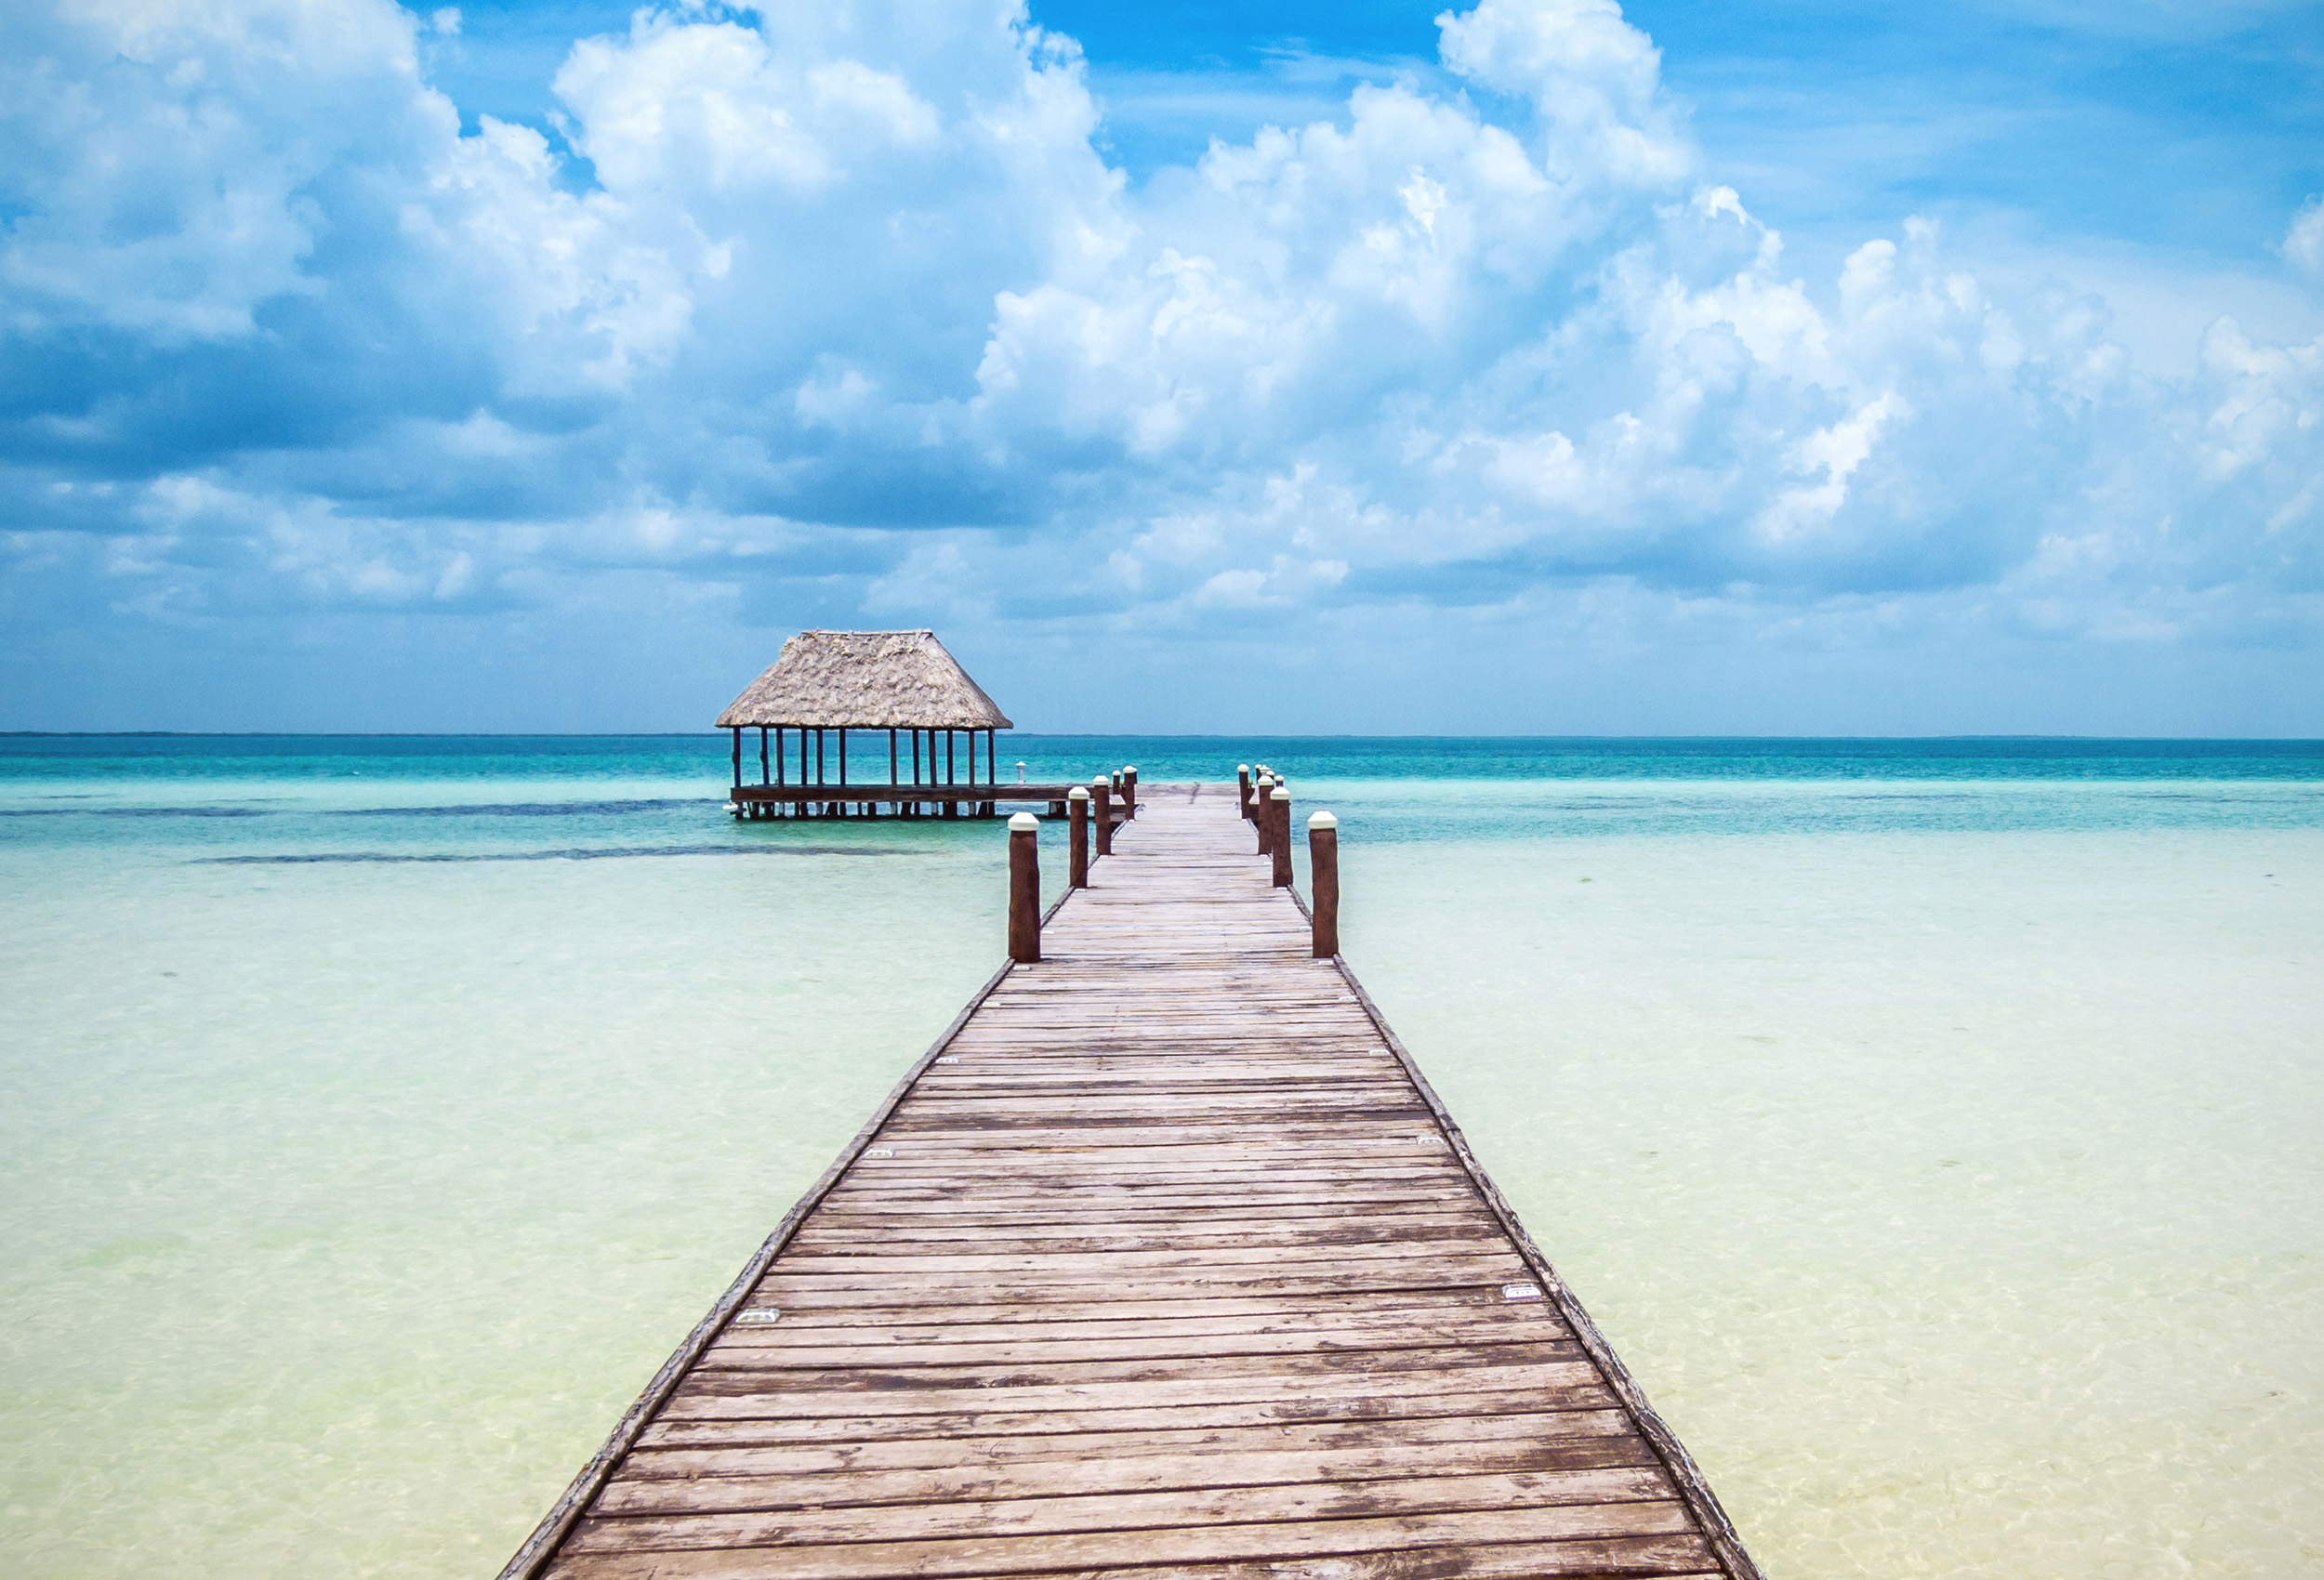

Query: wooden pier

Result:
[728,783,1101,820]
[503,784,1760,1580]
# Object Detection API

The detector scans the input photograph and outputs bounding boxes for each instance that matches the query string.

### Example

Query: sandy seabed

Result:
[3,770,2318,1578]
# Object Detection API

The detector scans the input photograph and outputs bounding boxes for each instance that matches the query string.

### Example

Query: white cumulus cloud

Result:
[2,0,2321,728]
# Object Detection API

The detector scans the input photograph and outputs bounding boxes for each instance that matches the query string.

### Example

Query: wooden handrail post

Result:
[1122,766,1137,820]
[1091,776,1114,857]
[1237,764,1253,821]
[1067,786,1090,888]
[1253,774,1274,854]
[1008,813,1041,962]
[1308,810,1339,956]
[1270,786,1293,887]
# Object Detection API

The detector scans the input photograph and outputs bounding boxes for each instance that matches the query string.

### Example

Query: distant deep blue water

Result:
[5,735,2321,856]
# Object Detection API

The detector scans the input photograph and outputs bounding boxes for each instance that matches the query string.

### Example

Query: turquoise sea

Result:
[5,735,2321,1577]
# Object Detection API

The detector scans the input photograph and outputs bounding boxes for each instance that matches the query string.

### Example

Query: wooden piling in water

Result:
[1309,809,1340,956]
[1067,785,1090,888]
[1007,812,1040,962]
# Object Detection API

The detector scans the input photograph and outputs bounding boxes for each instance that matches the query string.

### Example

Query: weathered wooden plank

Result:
[597,1434,1659,1516]
[623,1410,1644,1479]
[634,1384,1628,1448]
[765,1238,1524,1274]
[549,1500,1702,1577]
[539,1524,1710,1571]
[692,1339,1583,1385]
[702,1323,1566,1368]
[661,1359,1605,1420]
[743,1266,1535,1306]
[707,1301,1565,1351]
[790,1212,1498,1245]
[704,1286,1552,1330]
[565,1468,1678,1551]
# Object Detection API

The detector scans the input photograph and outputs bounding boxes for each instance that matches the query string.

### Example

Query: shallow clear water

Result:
[4,736,2320,1577]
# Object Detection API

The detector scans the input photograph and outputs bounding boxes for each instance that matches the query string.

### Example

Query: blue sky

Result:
[3,0,2320,733]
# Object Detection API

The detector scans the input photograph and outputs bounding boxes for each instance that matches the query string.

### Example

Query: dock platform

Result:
[503,783,1760,1580]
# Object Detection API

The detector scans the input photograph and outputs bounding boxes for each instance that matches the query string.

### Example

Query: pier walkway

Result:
[504,785,1759,1580]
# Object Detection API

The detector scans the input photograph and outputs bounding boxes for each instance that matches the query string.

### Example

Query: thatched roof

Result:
[716,630,1013,730]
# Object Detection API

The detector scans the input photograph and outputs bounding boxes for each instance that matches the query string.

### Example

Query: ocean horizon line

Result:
[7,730,2324,744]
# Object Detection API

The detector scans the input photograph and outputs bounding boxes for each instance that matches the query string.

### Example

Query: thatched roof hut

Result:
[717,630,1011,731]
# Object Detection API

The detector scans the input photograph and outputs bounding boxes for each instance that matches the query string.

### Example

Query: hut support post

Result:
[799,729,810,815]
[1007,813,1041,962]
[838,729,847,819]
[1271,787,1293,888]
[1068,786,1090,888]
[945,731,957,820]
[1308,811,1339,956]
[911,731,922,815]
[986,731,997,815]
[759,728,769,786]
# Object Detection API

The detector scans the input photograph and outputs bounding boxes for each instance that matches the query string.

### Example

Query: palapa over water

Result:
[715,629,1012,731]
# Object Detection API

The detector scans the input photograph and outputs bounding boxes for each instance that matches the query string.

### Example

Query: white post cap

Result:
[1090,774,1109,788]
[1124,765,1137,774]
[1015,760,1026,768]
[1237,763,1250,773]
[1068,784,1089,800]
[1308,810,1337,830]
[1256,771,1274,784]
[1009,812,1039,832]
[1270,785,1289,800]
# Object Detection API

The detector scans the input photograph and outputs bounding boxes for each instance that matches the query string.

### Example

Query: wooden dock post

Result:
[1237,763,1253,820]
[1253,773,1274,853]
[1270,784,1293,887]
[1308,809,1339,956]
[1007,812,1041,962]
[1091,775,1114,857]
[1122,766,1138,819]
[1067,785,1090,888]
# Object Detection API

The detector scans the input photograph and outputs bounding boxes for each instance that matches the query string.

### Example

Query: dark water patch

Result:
[198,844,919,864]
[99,806,271,818]
[330,798,705,818]
[0,805,271,818]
